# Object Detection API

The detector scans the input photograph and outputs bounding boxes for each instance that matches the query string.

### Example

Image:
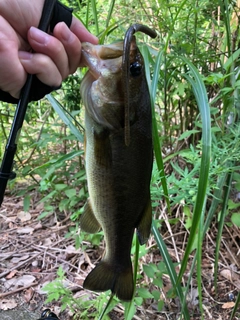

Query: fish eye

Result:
[130,61,142,77]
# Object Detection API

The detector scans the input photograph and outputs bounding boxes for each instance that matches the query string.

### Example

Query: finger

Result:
[52,22,82,73]
[19,51,62,87]
[0,0,45,38]
[27,26,69,79]
[0,16,28,98]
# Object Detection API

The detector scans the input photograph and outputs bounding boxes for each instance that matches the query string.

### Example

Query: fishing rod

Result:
[0,0,70,206]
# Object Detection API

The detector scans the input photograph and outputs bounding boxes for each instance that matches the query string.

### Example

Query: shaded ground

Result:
[0,306,39,320]
[0,192,240,319]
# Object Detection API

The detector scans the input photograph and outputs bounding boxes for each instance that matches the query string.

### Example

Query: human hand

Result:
[0,0,98,100]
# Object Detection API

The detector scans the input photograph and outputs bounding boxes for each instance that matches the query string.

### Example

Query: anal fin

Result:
[80,198,101,233]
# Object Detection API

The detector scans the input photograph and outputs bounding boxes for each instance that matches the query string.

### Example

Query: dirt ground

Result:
[0,192,240,320]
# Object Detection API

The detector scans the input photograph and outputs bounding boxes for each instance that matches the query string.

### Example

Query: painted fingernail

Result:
[29,26,49,45]
[18,51,33,60]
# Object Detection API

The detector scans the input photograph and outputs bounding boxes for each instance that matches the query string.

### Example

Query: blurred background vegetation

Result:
[1,0,240,319]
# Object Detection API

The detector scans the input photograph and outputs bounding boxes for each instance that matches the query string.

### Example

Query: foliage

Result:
[43,266,120,319]
[1,0,240,319]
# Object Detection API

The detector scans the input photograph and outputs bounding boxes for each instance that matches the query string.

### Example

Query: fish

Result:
[80,25,156,301]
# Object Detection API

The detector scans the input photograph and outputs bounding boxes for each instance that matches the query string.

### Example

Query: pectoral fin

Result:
[80,198,101,233]
[136,198,152,245]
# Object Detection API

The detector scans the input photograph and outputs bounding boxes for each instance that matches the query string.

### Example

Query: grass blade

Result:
[124,235,140,319]
[177,57,211,282]
[230,291,240,319]
[214,171,233,290]
[105,0,115,29]
[98,293,114,320]
[46,94,84,142]
[91,0,99,35]
[174,57,211,319]
[141,45,170,210]
[152,220,190,320]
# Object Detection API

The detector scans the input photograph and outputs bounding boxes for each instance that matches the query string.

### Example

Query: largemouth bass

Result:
[80,25,156,301]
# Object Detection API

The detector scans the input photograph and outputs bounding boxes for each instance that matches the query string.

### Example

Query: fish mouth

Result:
[81,42,124,79]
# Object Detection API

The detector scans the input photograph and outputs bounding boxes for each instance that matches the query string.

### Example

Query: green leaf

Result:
[152,220,190,319]
[223,48,240,70]
[23,195,31,212]
[38,211,52,220]
[228,199,240,210]
[65,188,77,198]
[153,277,163,288]
[143,264,155,279]
[55,184,67,191]
[57,266,65,278]
[46,94,84,142]
[141,45,170,211]
[134,297,143,306]
[137,287,153,299]
[59,198,70,212]
[178,130,200,141]
[177,57,211,283]
[158,300,164,311]
[124,302,136,320]
[231,212,240,227]
[152,290,160,300]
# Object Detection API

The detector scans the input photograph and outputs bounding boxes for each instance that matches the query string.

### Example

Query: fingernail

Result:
[60,23,73,42]
[29,26,49,45]
[18,51,33,60]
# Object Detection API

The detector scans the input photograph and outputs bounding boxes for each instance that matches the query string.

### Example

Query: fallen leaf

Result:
[36,202,44,211]
[24,287,34,302]
[11,254,29,264]
[17,211,31,222]
[30,266,41,273]
[65,245,80,259]
[8,222,14,229]
[220,269,232,281]
[43,238,52,246]
[17,227,34,234]
[0,299,18,310]
[187,287,199,306]
[4,275,36,290]
[37,281,50,295]
[6,269,18,279]
[66,245,80,254]
[33,222,42,230]
[32,260,38,267]
[222,301,235,309]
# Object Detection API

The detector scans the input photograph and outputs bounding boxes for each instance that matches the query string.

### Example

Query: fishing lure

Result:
[122,24,157,146]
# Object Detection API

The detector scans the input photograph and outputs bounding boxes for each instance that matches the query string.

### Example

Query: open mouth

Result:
[81,42,124,80]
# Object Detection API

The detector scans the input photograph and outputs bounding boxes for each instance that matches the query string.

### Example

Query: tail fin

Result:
[83,260,133,301]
